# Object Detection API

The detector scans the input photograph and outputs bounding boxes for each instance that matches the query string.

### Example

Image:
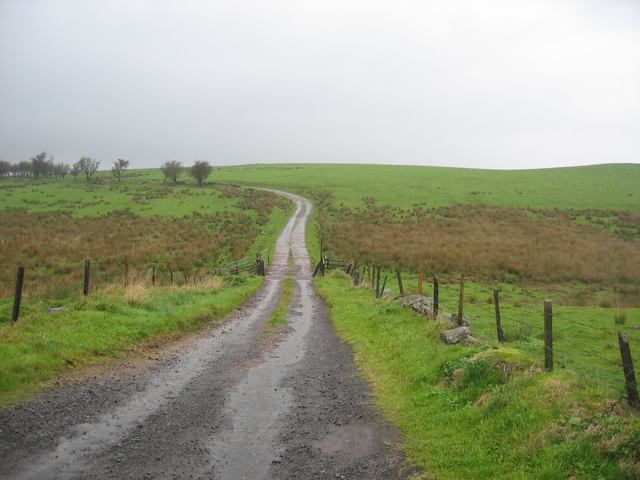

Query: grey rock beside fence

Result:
[393,294,476,344]
[398,295,435,316]
[441,326,472,344]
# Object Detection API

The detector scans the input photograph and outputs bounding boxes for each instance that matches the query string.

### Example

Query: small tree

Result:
[31,152,48,179]
[55,163,70,178]
[111,158,129,182]
[189,160,212,186]
[0,160,11,178]
[71,162,81,180]
[17,161,32,177]
[78,156,100,182]
[161,160,182,184]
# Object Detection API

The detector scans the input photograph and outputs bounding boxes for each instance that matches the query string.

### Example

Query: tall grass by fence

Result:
[5,248,271,324]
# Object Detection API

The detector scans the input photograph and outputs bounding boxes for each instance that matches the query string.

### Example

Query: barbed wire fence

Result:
[323,258,640,410]
[4,247,272,324]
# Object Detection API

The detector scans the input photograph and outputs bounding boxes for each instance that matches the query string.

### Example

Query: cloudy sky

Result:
[0,0,638,169]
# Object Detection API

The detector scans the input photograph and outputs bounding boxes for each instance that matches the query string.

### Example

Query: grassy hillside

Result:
[212,163,640,211]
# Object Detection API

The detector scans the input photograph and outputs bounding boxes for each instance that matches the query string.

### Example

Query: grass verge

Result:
[0,275,262,406]
[267,278,294,327]
[315,274,640,479]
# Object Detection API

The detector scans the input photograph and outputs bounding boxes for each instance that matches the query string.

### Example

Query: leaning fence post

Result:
[395,268,404,297]
[457,274,465,326]
[433,275,439,317]
[12,266,25,323]
[83,259,91,296]
[544,300,553,371]
[618,331,639,409]
[379,275,388,298]
[313,260,323,277]
[493,289,505,342]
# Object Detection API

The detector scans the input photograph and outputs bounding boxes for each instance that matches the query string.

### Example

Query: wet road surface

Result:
[0,191,416,479]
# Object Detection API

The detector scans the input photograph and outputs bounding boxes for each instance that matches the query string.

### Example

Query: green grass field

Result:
[317,274,640,479]
[369,270,640,390]
[213,163,640,211]
[0,170,292,247]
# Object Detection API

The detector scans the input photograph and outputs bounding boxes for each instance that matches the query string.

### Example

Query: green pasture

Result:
[316,274,640,479]
[0,170,288,221]
[365,270,640,391]
[213,162,640,211]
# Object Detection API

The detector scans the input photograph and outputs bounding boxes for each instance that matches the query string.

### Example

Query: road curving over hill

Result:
[0,191,416,480]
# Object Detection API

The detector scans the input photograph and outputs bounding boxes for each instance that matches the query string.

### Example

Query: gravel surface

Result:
[0,191,417,480]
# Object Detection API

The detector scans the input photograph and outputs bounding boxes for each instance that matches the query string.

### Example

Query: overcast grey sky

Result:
[0,0,638,169]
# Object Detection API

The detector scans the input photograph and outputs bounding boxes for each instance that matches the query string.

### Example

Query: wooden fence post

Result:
[379,275,388,298]
[433,275,439,317]
[493,289,505,342]
[83,259,91,296]
[457,274,465,326]
[544,300,553,371]
[255,256,265,276]
[618,331,639,408]
[170,268,174,285]
[12,266,25,323]
[152,264,156,286]
[375,265,381,298]
[417,264,423,295]
[395,268,404,297]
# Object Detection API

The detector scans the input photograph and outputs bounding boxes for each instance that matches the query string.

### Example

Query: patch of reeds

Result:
[0,208,258,297]
[322,203,640,291]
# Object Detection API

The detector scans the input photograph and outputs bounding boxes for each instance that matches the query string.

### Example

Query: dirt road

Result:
[0,192,415,479]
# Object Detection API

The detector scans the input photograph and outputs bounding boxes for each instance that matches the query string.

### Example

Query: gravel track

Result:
[0,191,415,480]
